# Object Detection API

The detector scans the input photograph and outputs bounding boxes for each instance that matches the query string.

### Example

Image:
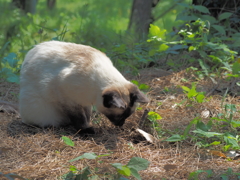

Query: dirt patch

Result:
[0,69,240,180]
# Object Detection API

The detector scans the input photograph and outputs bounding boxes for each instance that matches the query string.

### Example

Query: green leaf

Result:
[196,93,205,103]
[193,129,223,138]
[183,117,199,138]
[193,5,210,14]
[97,154,110,158]
[129,168,141,180]
[210,141,221,145]
[212,25,226,35]
[62,136,74,147]
[187,88,198,98]
[165,134,184,142]
[6,73,19,84]
[3,52,18,68]
[127,157,150,171]
[112,163,123,169]
[196,121,210,131]
[131,80,139,86]
[149,24,166,39]
[117,166,131,176]
[232,61,240,75]
[218,12,233,21]
[148,111,162,122]
[189,46,196,51]
[231,120,240,128]
[201,15,217,23]
[223,133,239,148]
[139,84,150,91]
[159,44,169,52]
[69,153,97,162]
[181,86,190,92]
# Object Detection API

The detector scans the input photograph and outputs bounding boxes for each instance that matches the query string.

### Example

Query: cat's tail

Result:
[0,100,19,116]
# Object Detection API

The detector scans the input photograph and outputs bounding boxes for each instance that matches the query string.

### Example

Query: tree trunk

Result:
[128,0,154,40]
[12,0,37,14]
[47,0,56,10]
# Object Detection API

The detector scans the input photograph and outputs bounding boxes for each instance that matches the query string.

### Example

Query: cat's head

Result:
[99,83,149,126]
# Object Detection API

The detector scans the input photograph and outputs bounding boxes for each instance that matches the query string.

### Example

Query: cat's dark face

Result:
[101,84,149,126]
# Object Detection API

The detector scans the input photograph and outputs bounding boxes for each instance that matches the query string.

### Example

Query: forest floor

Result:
[0,68,240,180]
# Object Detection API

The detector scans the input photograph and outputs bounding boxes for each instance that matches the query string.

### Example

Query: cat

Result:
[3,41,149,134]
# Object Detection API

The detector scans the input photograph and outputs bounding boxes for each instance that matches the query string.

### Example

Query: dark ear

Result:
[131,89,149,104]
[102,91,126,109]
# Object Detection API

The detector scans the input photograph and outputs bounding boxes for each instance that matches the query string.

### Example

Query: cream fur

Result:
[19,41,132,127]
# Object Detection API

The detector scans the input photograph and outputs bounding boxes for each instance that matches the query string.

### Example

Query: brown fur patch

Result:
[62,43,106,70]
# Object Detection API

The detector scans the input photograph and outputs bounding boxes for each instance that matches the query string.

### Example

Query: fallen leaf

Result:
[201,109,210,118]
[135,128,155,143]
[208,150,226,158]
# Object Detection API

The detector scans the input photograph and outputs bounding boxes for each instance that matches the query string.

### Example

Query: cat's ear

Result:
[128,84,149,106]
[102,91,126,109]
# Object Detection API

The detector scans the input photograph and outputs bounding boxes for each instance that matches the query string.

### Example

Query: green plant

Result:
[147,111,164,137]
[131,80,150,92]
[62,136,75,147]
[182,83,206,104]
[188,168,240,180]
[62,152,150,180]
[0,51,21,83]
[188,169,213,180]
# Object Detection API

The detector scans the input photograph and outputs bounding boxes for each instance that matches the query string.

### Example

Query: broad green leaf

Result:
[189,46,196,51]
[212,25,226,35]
[69,153,97,162]
[201,15,217,23]
[149,24,166,39]
[182,86,190,92]
[165,134,184,142]
[129,168,141,180]
[193,129,223,138]
[218,12,233,21]
[3,53,18,68]
[187,88,198,98]
[210,141,221,145]
[232,61,240,75]
[62,136,74,147]
[196,93,205,103]
[148,111,162,121]
[159,44,169,52]
[231,120,240,128]
[223,133,239,148]
[7,73,19,84]
[139,84,150,91]
[183,118,199,138]
[112,163,123,170]
[193,5,210,14]
[131,80,139,86]
[196,121,211,131]
[127,157,150,171]
[117,166,131,176]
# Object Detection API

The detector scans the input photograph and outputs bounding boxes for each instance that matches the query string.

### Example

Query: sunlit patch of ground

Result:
[0,69,239,179]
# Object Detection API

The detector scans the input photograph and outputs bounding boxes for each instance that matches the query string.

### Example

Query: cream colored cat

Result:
[17,41,149,133]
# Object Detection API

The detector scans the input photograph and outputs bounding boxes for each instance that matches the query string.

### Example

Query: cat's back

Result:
[23,41,111,67]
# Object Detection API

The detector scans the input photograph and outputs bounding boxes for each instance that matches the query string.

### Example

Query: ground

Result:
[0,68,239,180]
